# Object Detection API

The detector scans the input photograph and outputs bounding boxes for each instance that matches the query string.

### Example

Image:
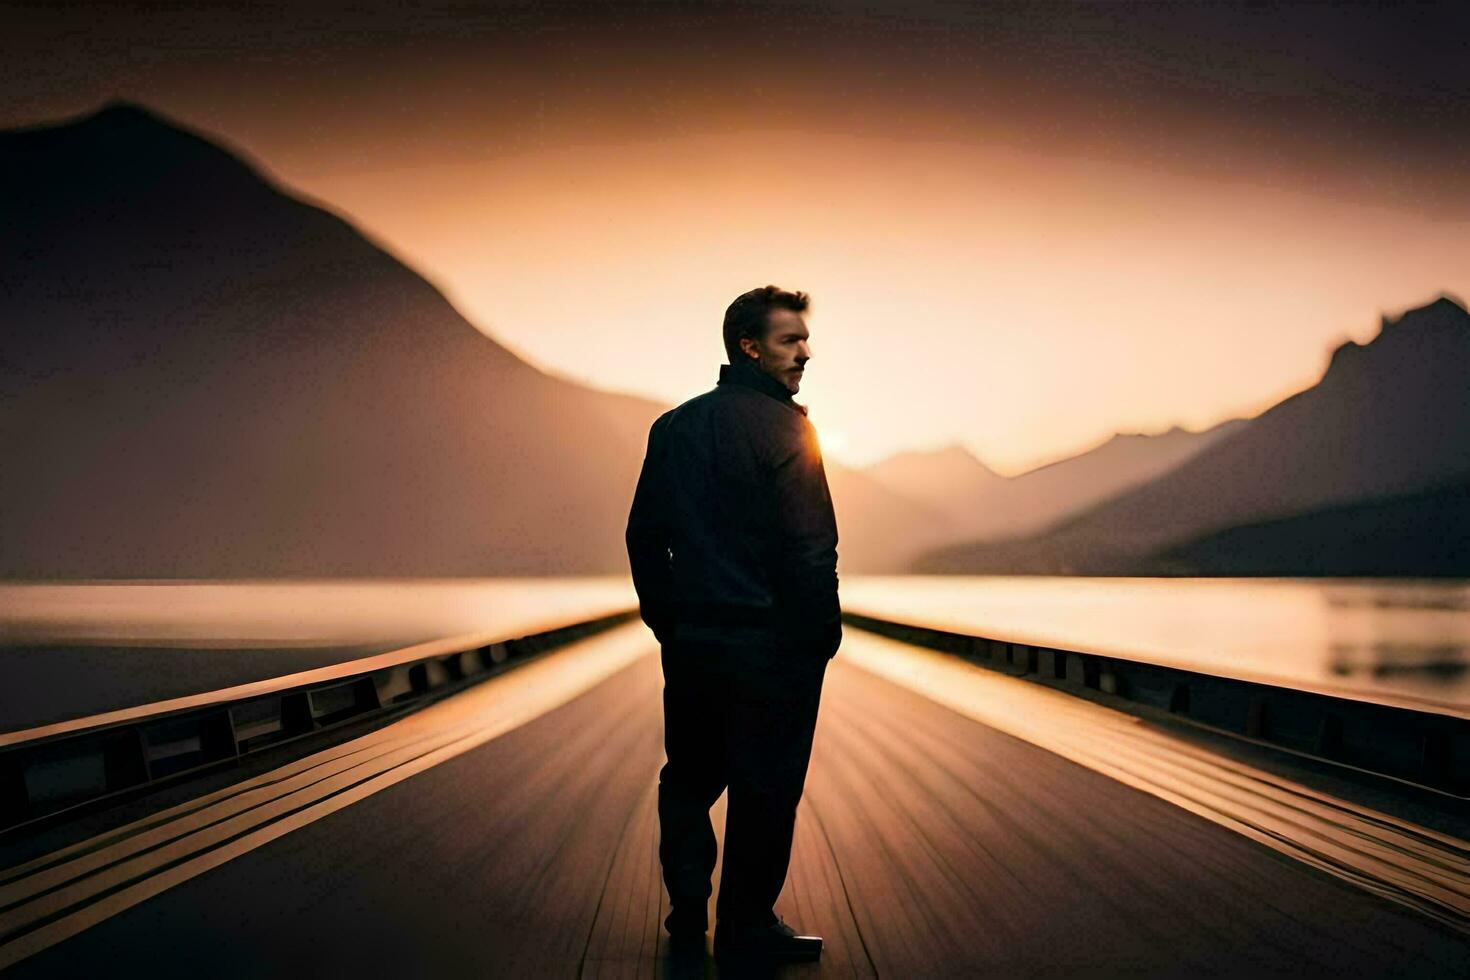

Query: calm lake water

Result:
[0,579,639,730]
[843,576,1470,717]
[1,576,1465,722]
[0,581,640,728]
[0,578,637,648]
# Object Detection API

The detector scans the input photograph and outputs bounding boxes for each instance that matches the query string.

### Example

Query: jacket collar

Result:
[717,358,808,416]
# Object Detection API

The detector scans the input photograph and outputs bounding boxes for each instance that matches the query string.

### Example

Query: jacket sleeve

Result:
[770,419,842,659]
[625,416,675,643]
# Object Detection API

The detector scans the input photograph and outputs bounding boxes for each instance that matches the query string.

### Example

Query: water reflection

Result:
[843,577,1470,715]
[1327,644,1466,679]
[0,578,636,647]
[1321,581,1470,681]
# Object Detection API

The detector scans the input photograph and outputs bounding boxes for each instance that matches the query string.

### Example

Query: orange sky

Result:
[291,128,1467,473]
[10,2,1469,473]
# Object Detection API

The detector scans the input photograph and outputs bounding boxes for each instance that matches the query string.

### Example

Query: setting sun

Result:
[816,426,850,463]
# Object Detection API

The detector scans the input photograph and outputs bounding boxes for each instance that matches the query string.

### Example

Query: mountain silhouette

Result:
[1150,480,1470,576]
[0,102,940,577]
[861,444,1006,537]
[863,422,1243,542]
[823,465,957,572]
[915,295,1470,574]
[0,102,672,576]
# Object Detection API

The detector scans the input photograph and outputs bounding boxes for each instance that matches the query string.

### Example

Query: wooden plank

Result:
[582,783,661,978]
[10,641,1465,978]
[807,659,1469,977]
[782,800,878,977]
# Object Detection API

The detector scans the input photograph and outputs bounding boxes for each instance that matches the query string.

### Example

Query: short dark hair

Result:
[722,285,810,363]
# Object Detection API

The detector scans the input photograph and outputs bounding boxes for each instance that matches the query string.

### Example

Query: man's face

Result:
[740,308,812,394]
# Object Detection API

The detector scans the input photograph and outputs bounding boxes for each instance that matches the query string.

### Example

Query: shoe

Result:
[713,915,823,963]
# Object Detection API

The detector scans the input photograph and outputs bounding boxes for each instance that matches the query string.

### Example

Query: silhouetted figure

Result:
[626,285,841,964]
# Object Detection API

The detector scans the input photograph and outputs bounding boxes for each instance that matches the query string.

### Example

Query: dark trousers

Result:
[657,628,829,929]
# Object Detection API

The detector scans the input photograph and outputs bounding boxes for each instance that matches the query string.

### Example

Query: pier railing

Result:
[0,610,637,836]
[844,610,1467,797]
[5,603,1461,838]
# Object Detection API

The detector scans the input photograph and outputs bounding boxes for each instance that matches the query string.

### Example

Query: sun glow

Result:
[817,427,851,463]
[311,133,1466,477]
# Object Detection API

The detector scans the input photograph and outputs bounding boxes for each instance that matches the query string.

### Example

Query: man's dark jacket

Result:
[625,358,842,659]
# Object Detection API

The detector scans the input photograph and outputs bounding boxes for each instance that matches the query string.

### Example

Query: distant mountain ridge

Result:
[863,420,1245,543]
[0,101,946,577]
[916,295,1470,574]
[860,444,1005,537]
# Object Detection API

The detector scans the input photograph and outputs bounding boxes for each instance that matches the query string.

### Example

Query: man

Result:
[625,284,841,964]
